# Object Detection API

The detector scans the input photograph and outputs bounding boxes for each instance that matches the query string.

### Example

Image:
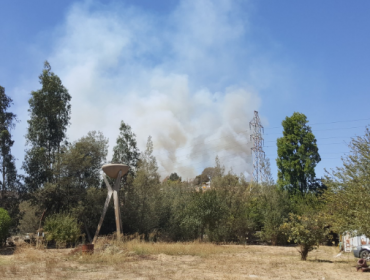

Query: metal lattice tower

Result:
[249,111,265,185]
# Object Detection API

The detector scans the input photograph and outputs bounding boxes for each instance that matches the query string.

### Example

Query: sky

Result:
[1,0,370,181]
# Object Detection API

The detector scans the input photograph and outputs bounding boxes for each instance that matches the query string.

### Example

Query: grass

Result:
[70,236,241,266]
[0,238,367,279]
[98,236,241,256]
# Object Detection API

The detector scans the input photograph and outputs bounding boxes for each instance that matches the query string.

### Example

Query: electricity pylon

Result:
[249,111,265,185]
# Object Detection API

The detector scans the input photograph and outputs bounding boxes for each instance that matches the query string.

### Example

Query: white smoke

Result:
[44,0,261,179]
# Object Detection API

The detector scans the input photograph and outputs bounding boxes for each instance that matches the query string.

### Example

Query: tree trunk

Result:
[300,245,310,261]
[85,223,92,243]
[1,158,5,201]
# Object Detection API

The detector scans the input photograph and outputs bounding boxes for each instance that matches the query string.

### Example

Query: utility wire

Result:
[152,117,370,176]
[264,117,370,130]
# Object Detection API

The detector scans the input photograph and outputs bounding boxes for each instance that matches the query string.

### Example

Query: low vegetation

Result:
[43,213,81,247]
[0,208,11,246]
[0,241,365,279]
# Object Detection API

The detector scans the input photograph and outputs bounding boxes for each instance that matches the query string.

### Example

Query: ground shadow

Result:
[308,259,333,263]
[0,247,15,256]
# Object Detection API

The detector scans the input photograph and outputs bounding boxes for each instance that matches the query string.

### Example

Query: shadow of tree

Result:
[308,259,333,263]
[0,247,15,256]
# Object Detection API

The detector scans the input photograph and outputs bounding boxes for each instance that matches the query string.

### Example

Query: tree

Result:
[323,127,370,236]
[121,136,161,237]
[0,86,18,197]
[258,185,290,245]
[209,171,257,243]
[44,213,81,247]
[32,131,108,214]
[259,156,274,185]
[0,208,11,246]
[0,85,22,232]
[111,121,140,178]
[280,212,329,260]
[276,112,321,194]
[184,189,225,241]
[18,201,41,234]
[169,172,181,182]
[23,61,71,191]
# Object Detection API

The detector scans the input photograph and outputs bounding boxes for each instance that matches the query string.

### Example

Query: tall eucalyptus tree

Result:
[23,61,71,192]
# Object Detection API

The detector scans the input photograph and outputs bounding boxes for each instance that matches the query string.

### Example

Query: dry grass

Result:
[0,240,367,279]
[97,236,241,256]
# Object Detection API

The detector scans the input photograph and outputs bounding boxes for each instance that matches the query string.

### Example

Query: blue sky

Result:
[1,0,370,180]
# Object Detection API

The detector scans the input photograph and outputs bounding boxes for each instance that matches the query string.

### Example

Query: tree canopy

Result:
[276,112,321,194]
[111,121,140,178]
[323,127,370,236]
[23,61,71,191]
[0,85,22,233]
[169,172,181,182]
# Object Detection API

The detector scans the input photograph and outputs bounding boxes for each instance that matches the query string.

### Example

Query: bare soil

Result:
[0,242,366,279]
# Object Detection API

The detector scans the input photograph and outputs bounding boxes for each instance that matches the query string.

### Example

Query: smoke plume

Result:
[45,0,261,179]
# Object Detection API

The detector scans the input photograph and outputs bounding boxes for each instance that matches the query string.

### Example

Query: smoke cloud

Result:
[41,0,262,179]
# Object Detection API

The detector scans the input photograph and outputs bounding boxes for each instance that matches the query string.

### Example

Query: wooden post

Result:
[93,164,128,244]
[92,175,113,244]
[113,170,123,239]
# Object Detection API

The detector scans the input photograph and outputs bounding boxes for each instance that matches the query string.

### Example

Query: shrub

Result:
[44,213,81,247]
[0,208,11,246]
[280,212,329,260]
[18,201,41,234]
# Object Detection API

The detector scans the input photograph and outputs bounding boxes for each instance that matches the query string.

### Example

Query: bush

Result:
[44,213,81,247]
[0,208,11,246]
[280,212,329,260]
[18,201,41,234]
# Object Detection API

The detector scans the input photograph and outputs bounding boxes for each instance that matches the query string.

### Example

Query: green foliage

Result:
[58,131,108,189]
[257,185,290,245]
[197,167,215,184]
[121,136,161,238]
[18,201,41,234]
[161,182,198,240]
[185,189,226,241]
[71,187,114,241]
[0,207,11,245]
[276,112,321,194]
[44,213,81,247]
[0,85,22,233]
[259,156,274,185]
[280,212,329,260]
[31,131,108,214]
[323,127,370,236]
[23,61,71,191]
[208,172,258,243]
[169,172,181,182]
[158,158,266,243]
[112,121,140,178]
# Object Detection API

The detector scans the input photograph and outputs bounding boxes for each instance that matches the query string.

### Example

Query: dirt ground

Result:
[0,242,367,279]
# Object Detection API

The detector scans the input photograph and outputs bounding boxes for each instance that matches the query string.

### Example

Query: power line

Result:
[152,116,370,177]
[265,126,365,136]
[156,152,348,177]
[264,142,347,148]
[264,117,370,130]
[264,135,362,143]
[148,118,369,157]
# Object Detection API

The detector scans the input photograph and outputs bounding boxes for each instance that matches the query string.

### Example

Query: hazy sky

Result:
[1,0,370,180]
